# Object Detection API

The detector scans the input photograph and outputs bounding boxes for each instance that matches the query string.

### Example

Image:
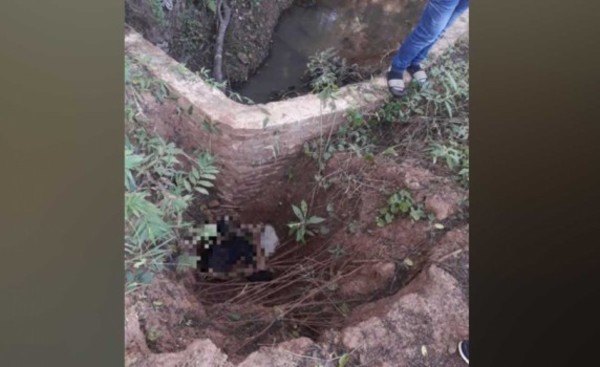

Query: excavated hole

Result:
[176,154,430,360]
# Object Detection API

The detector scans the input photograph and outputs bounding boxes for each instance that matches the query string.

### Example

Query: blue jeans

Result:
[391,0,469,72]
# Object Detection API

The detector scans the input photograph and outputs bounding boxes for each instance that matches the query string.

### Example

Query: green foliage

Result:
[376,189,426,227]
[303,109,376,173]
[195,67,255,104]
[206,0,217,13]
[124,57,219,293]
[125,131,218,293]
[328,244,346,259]
[150,0,167,28]
[375,46,469,124]
[306,48,360,102]
[174,8,205,57]
[338,354,351,367]
[125,56,172,123]
[287,200,325,243]
[333,109,376,158]
[429,141,469,186]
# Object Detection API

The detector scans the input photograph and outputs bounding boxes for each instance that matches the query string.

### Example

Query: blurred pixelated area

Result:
[182,216,272,279]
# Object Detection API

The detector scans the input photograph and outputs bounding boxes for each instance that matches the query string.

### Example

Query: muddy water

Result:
[235,0,426,104]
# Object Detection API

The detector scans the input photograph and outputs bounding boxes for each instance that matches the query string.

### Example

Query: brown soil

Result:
[124,23,470,365]
[126,141,468,364]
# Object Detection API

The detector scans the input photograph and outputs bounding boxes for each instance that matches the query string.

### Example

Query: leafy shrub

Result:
[124,57,218,293]
[376,189,426,226]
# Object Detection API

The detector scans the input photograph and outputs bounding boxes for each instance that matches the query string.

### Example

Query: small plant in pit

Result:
[376,189,426,227]
[288,200,325,243]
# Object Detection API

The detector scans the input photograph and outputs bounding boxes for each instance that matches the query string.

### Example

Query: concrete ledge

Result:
[124,11,468,205]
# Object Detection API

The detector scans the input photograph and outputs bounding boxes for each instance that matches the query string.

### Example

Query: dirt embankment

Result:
[125,0,294,84]
[125,152,470,366]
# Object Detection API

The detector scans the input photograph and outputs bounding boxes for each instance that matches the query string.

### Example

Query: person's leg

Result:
[391,0,461,73]
[388,0,460,96]
[410,0,469,68]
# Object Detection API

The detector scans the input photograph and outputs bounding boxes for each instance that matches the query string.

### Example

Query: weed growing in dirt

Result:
[288,200,325,243]
[375,46,469,124]
[303,109,376,173]
[376,189,427,227]
[429,141,469,186]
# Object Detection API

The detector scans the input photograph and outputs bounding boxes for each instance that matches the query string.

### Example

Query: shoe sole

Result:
[458,341,469,364]
[388,88,405,98]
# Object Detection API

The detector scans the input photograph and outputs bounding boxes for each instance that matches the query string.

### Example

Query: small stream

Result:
[234,0,426,104]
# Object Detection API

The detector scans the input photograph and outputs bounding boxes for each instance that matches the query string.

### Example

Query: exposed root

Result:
[213,0,232,82]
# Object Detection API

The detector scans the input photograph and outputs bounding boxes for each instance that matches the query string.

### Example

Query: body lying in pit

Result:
[193,216,279,282]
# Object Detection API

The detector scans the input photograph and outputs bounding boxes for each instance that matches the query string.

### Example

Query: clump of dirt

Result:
[125,0,294,84]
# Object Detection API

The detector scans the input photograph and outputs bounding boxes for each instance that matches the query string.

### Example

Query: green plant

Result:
[303,108,376,173]
[194,67,255,104]
[334,109,376,158]
[150,0,167,28]
[375,44,469,124]
[124,56,220,294]
[124,126,218,294]
[206,0,217,13]
[146,327,161,342]
[306,48,360,102]
[376,189,426,226]
[429,141,469,186]
[328,244,346,259]
[338,354,351,367]
[125,56,173,123]
[288,200,325,243]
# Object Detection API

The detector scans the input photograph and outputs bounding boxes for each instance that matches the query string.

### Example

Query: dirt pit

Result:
[126,147,469,366]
